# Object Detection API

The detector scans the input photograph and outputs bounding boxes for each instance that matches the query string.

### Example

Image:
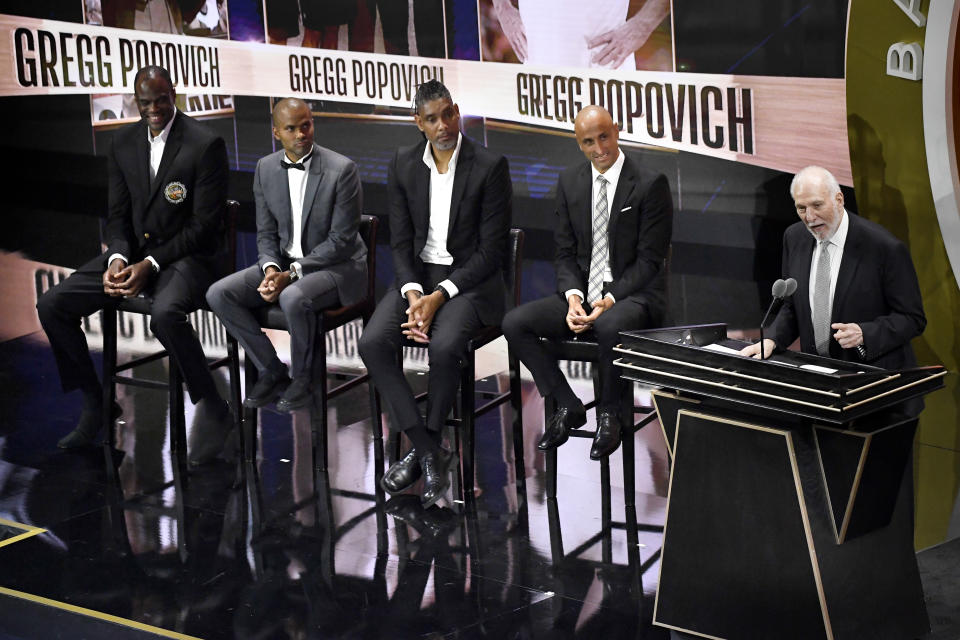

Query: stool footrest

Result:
[112,375,169,390]
[116,349,169,372]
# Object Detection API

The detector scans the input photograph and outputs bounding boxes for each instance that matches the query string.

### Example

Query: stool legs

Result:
[101,306,118,448]
[309,332,329,473]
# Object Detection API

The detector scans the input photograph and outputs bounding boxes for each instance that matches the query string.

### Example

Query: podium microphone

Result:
[758,278,796,359]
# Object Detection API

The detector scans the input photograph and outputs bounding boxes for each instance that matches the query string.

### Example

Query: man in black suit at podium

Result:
[502,105,673,460]
[741,165,925,372]
[36,66,233,461]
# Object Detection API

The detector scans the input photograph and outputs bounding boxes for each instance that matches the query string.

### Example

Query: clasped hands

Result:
[401,290,445,344]
[257,266,292,303]
[102,258,152,297]
[566,294,613,334]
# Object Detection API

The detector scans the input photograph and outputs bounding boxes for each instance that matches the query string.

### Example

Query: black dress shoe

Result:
[58,402,122,449]
[189,398,235,467]
[243,369,290,408]
[590,411,622,460]
[419,448,457,508]
[275,377,312,412]
[537,406,587,450]
[385,496,456,538]
[380,448,422,495]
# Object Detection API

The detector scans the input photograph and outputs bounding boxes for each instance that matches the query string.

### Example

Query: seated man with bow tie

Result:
[503,105,673,460]
[206,98,366,412]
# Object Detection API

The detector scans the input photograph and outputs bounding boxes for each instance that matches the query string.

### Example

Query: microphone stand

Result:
[758,280,787,359]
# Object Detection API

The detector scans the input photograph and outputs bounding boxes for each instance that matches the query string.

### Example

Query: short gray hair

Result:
[790,166,841,199]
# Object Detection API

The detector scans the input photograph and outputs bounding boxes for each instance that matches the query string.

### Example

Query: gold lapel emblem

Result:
[164,181,187,204]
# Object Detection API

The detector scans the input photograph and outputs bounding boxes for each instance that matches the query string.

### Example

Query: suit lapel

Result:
[300,145,323,237]
[607,157,637,243]
[269,152,295,241]
[447,138,474,237]
[134,124,151,199]
[412,141,431,234]
[148,115,183,205]
[575,163,593,243]
[795,231,815,335]
[832,213,861,321]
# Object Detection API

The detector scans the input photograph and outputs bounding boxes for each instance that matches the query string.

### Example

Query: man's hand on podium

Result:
[740,338,777,359]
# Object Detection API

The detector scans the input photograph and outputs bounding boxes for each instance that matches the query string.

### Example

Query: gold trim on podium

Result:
[651,389,700,460]
[652,410,835,640]
[616,359,843,412]
[614,347,841,397]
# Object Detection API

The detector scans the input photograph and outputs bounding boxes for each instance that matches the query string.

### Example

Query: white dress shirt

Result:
[108,109,178,271]
[262,150,313,276]
[807,209,849,315]
[400,133,463,299]
[565,148,625,305]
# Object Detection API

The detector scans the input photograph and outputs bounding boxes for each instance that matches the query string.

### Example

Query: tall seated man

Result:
[206,98,366,411]
[36,66,233,463]
[358,80,512,507]
[503,105,673,460]
[741,165,926,375]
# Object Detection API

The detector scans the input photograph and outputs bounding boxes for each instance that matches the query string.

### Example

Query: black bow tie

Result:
[281,153,312,170]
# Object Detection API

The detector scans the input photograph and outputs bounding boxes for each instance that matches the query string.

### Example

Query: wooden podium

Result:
[614,324,946,640]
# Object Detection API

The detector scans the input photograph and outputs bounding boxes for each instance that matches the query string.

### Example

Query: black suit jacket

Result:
[104,112,228,273]
[387,136,512,325]
[554,154,673,322]
[770,212,926,370]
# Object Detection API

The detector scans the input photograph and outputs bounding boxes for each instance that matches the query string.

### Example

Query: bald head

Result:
[273,98,311,126]
[272,98,314,161]
[574,106,620,172]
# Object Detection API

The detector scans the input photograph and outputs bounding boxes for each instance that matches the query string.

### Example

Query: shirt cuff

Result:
[604,292,616,304]
[564,289,584,303]
[145,256,160,272]
[400,282,424,297]
[290,261,303,279]
[262,261,281,273]
[438,279,458,298]
[107,253,128,267]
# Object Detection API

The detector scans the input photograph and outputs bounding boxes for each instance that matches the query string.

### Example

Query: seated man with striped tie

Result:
[503,105,673,460]
[740,165,925,375]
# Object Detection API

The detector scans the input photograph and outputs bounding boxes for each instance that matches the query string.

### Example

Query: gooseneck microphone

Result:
[758,278,797,359]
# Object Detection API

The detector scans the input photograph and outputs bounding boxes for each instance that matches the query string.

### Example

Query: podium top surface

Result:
[616,324,946,425]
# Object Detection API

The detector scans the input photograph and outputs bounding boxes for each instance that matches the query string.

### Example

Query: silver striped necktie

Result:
[812,240,832,356]
[587,174,609,305]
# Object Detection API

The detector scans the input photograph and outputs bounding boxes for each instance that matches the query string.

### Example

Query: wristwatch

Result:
[433,284,450,301]
[289,262,302,282]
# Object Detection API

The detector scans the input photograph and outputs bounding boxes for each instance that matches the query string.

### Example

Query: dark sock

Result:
[405,425,441,457]
[80,386,103,413]
[548,382,580,412]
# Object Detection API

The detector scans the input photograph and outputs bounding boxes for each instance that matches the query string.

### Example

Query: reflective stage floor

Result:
[0,328,957,639]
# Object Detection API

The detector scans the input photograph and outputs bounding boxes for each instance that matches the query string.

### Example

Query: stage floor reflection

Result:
[0,330,673,639]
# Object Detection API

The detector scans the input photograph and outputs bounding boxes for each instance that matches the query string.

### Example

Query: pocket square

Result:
[620,206,632,212]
